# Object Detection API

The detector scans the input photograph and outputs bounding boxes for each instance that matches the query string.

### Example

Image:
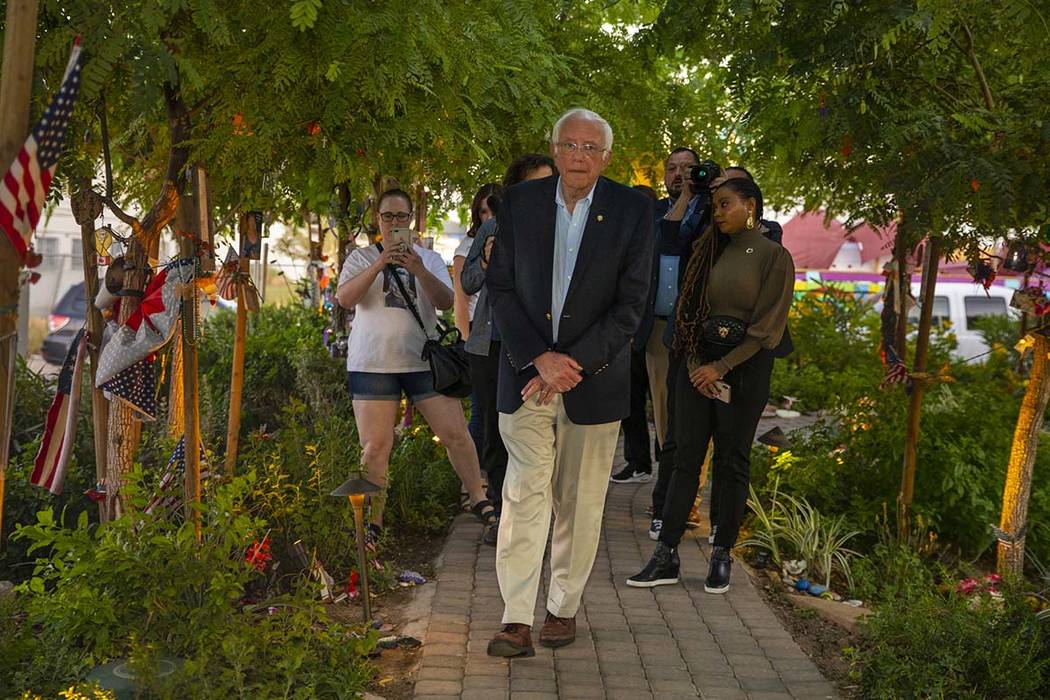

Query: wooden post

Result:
[998,333,1050,576]
[892,227,910,364]
[224,213,253,477]
[899,237,943,520]
[0,0,40,540]
[415,183,427,234]
[176,174,201,536]
[71,184,109,514]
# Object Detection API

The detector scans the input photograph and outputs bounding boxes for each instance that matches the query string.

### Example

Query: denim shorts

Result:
[347,370,438,402]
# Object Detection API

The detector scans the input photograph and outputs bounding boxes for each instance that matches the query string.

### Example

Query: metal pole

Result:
[350,494,372,623]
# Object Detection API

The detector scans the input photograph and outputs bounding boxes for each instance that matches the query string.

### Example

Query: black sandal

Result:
[459,491,472,512]
[470,499,498,527]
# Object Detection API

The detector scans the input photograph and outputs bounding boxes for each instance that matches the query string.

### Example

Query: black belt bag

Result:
[700,315,748,361]
[380,244,472,398]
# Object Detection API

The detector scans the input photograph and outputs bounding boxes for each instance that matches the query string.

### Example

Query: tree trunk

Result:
[892,227,911,364]
[997,333,1050,576]
[99,82,191,520]
[900,237,942,521]
[71,184,109,516]
[0,0,39,542]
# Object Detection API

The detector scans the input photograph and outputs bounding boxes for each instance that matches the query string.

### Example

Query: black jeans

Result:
[650,353,682,517]
[659,350,774,549]
[468,341,508,512]
[620,345,654,472]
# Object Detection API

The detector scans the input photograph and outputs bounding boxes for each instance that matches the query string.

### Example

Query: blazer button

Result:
[545,313,552,320]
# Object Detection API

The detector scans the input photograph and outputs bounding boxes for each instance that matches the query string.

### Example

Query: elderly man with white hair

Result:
[484,108,654,656]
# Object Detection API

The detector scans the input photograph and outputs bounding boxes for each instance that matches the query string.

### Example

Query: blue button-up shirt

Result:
[552,178,596,342]
[653,195,699,316]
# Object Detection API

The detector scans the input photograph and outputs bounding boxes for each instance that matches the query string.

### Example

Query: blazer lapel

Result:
[564,177,610,303]
[536,176,558,335]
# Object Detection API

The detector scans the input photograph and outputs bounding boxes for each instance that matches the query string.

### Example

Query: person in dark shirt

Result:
[628,178,795,595]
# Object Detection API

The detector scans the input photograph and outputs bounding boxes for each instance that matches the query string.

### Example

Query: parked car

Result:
[907,282,1018,359]
[41,281,87,365]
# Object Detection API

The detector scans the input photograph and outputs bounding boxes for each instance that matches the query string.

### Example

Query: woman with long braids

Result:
[627,177,794,594]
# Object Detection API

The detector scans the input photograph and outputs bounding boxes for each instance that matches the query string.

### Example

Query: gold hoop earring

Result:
[746,212,755,229]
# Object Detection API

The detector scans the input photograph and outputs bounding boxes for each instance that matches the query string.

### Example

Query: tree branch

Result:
[961,23,995,111]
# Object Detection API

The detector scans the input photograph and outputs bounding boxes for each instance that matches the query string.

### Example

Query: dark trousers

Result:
[468,341,508,511]
[620,346,654,472]
[659,351,774,549]
[650,353,682,516]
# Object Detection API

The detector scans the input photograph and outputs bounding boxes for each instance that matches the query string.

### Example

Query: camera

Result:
[688,160,722,190]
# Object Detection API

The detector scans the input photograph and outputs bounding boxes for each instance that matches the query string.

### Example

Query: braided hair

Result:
[673,177,764,358]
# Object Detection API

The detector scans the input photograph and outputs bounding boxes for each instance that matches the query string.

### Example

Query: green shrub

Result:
[3,472,375,697]
[852,587,1050,698]
[754,351,1050,562]
[196,304,336,447]
[2,359,98,582]
[385,417,462,533]
[742,480,861,589]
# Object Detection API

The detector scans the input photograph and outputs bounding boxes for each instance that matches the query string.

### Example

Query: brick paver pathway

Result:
[412,443,837,699]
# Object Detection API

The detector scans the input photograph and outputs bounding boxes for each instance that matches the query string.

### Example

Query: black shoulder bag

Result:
[380,244,472,398]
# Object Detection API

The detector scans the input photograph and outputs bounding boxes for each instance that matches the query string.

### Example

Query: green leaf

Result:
[290,0,323,31]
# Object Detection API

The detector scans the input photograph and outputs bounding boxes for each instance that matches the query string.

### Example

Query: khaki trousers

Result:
[645,318,671,447]
[496,393,620,625]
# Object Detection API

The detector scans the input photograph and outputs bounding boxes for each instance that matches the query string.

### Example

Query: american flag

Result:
[100,357,157,421]
[144,435,210,515]
[0,40,83,262]
[31,328,88,494]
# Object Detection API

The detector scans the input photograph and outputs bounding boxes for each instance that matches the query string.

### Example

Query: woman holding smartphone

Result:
[627,177,794,594]
[336,188,495,542]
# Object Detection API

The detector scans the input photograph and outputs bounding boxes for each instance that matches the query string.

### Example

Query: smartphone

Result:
[387,227,415,252]
[713,380,731,404]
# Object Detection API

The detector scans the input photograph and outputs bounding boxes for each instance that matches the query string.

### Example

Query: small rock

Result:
[0,581,14,599]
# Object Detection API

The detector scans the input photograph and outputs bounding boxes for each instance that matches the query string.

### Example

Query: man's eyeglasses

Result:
[379,212,413,223]
[554,142,608,158]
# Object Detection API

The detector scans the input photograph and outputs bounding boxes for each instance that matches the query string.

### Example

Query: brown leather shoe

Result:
[487,623,535,657]
[539,612,576,648]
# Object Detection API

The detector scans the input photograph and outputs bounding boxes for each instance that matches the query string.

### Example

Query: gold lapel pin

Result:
[596,214,604,222]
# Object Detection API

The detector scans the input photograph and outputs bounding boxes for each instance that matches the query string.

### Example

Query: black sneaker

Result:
[648,518,662,541]
[626,542,680,588]
[705,546,732,594]
[610,465,652,484]
[483,518,499,547]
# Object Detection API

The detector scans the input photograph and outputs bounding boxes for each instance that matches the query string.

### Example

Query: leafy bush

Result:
[385,417,462,533]
[742,479,860,589]
[2,472,375,697]
[196,304,336,447]
[754,347,1050,562]
[2,359,98,582]
[770,288,884,411]
[851,587,1050,698]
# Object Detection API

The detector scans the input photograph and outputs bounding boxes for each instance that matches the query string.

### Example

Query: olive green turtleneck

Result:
[701,225,795,375]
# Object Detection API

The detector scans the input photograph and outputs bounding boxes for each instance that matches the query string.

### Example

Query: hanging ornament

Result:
[966,257,997,290]
[970,178,981,193]
[1003,240,1033,272]
[818,94,829,119]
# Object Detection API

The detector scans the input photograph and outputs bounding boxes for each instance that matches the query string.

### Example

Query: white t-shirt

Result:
[339,244,453,373]
[454,235,479,320]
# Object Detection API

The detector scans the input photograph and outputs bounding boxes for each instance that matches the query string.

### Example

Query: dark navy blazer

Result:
[486,175,654,425]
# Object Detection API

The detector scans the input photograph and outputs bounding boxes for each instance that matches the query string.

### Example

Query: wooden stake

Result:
[224,214,253,477]
[899,237,942,522]
[71,184,109,515]
[0,0,40,540]
[998,333,1050,576]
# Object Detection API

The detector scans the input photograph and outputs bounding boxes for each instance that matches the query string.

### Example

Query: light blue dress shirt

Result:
[654,195,699,317]
[552,178,597,343]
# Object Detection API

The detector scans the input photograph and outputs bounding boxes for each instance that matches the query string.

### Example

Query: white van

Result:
[907,282,1018,360]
